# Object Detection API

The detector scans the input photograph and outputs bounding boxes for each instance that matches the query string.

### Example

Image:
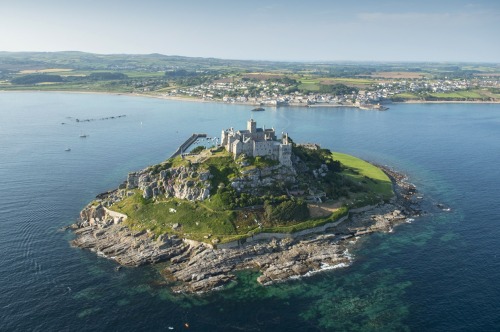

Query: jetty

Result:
[170,133,207,159]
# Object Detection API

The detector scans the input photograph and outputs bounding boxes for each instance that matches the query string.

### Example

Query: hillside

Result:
[70,138,427,293]
[1,51,499,103]
[78,144,393,245]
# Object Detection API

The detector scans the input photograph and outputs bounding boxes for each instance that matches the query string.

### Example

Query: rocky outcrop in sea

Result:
[71,167,422,293]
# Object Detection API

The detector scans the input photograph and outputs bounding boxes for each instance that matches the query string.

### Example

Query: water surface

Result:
[1,92,499,331]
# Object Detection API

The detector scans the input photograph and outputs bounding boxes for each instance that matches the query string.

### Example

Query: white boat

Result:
[79,134,88,138]
[65,148,71,152]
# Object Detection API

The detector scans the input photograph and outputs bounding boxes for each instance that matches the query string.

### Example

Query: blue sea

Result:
[1,92,499,331]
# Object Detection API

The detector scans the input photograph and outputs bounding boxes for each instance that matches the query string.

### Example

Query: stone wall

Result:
[217,215,349,249]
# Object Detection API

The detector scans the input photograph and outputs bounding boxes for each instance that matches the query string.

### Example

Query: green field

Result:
[392,90,494,101]
[320,77,374,85]
[112,192,238,242]
[298,77,373,92]
[112,190,350,244]
[298,82,321,92]
[333,152,394,204]
[392,92,421,99]
[0,82,133,93]
[429,90,487,99]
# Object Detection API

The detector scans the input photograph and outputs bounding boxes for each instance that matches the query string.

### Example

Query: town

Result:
[161,74,500,107]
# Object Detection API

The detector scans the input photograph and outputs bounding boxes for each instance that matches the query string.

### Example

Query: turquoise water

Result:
[1,92,499,331]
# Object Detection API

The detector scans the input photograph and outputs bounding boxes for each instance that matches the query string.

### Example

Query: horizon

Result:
[1,0,499,63]
[2,50,499,65]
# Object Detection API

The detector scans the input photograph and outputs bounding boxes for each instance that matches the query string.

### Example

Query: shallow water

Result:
[1,92,499,331]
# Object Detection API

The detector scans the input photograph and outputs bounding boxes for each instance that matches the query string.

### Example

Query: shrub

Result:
[12,74,63,84]
[191,146,206,154]
[265,199,309,223]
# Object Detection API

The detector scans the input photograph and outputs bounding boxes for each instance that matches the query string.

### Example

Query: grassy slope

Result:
[332,152,394,204]
[429,90,486,99]
[394,89,495,101]
[298,77,373,92]
[112,192,238,243]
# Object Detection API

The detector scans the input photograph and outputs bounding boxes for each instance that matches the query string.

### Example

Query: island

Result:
[71,119,420,293]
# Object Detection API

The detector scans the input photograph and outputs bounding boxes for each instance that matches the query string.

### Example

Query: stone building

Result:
[221,119,292,167]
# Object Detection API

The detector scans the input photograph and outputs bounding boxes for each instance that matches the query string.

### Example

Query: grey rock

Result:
[127,172,139,189]
[143,186,153,199]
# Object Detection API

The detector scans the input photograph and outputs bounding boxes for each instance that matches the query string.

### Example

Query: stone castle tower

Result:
[221,119,292,167]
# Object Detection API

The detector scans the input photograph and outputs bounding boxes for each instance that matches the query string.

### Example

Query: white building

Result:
[221,119,292,167]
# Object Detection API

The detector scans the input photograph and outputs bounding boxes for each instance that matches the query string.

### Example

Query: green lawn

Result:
[393,90,493,101]
[320,77,374,85]
[1,81,133,93]
[298,82,320,92]
[333,152,394,203]
[112,192,237,243]
[122,71,166,78]
[429,90,486,99]
[112,190,351,244]
[260,206,349,233]
[392,92,420,99]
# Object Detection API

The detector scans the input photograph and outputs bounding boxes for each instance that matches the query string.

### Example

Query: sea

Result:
[0,91,499,331]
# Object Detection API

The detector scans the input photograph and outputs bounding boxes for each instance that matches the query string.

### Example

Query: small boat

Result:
[79,134,88,138]
[251,107,265,112]
[65,148,71,152]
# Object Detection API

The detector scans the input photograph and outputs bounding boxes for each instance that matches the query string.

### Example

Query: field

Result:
[333,152,394,205]
[392,92,421,99]
[242,72,288,80]
[428,90,488,100]
[19,68,73,74]
[298,79,321,92]
[0,81,134,93]
[474,73,500,77]
[392,89,497,101]
[298,77,373,91]
[319,77,374,85]
[367,71,428,79]
[1,68,172,93]
[111,193,238,243]
[112,190,343,244]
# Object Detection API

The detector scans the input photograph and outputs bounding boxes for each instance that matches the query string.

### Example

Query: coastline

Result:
[393,100,500,104]
[70,166,425,294]
[2,89,499,107]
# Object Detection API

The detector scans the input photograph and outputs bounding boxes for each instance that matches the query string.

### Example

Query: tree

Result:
[11,74,63,84]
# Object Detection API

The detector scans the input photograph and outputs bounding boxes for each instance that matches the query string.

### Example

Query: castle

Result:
[221,119,292,167]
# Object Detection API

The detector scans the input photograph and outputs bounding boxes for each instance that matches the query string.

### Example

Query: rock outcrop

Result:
[71,166,422,293]
[230,164,297,195]
[71,210,189,267]
[125,165,212,202]
[120,160,302,203]
[164,235,351,293]
[71,142,428,295]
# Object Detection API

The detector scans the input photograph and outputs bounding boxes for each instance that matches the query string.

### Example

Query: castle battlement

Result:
[221,119,292,167]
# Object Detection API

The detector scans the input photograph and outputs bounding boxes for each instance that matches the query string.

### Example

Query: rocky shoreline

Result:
[70,166,422,294]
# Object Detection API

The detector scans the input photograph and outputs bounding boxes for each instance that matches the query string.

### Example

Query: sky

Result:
[1,0,499,62]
